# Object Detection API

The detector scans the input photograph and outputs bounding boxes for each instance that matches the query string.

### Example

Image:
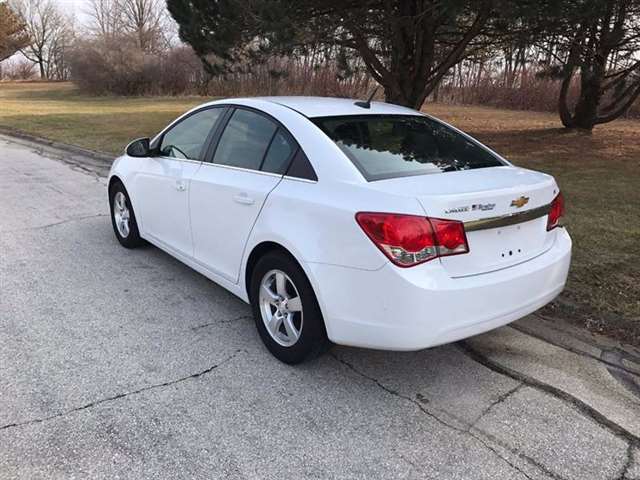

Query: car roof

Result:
[212,96,421,118]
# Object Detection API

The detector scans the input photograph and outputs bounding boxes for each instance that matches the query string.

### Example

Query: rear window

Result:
[312,115,505,181]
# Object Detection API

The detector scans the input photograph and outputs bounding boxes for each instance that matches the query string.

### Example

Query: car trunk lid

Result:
[366,166,560,277]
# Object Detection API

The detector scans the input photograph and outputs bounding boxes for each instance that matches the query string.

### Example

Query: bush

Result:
[203,57,374,99]
[69,36,374,99]
[68,37,204,95]
[435,70,639,119]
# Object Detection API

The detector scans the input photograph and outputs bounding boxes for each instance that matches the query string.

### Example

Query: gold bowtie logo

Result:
[510,196,530,208]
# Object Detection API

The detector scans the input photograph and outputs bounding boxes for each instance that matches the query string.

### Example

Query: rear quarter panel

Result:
[243,177,426,272]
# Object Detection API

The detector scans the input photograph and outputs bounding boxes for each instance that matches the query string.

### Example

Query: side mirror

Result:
[125,137,151,157]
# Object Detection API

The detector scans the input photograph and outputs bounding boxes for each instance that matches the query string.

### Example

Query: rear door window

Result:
[313,115,505,181]
[261,129,296,174]
[213,109,277,171]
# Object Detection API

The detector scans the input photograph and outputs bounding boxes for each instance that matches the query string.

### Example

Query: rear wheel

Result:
[250,251,330,364]
[109,181,144,248]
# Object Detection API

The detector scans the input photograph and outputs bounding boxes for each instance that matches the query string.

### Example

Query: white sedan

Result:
[108,97,572,363]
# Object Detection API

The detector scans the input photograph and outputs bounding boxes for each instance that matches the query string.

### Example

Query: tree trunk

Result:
[570,73,602,130]
[383,85,417,108]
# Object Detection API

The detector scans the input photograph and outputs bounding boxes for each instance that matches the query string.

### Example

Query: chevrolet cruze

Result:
[108,97,572,363]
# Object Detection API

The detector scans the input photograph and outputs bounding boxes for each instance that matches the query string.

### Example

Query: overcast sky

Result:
[56,0,93,26]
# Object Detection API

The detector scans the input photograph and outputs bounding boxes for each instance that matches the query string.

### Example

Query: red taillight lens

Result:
[547,192,565,231]
[355,212,469,267]
[429,218,469,256]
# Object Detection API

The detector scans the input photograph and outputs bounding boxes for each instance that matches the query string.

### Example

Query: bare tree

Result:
[48,14,74,79]
[2,57,36,79]
[86,0,123,39]
[11,0,72,79]
[85,0,168,52]
[118,0,166,52]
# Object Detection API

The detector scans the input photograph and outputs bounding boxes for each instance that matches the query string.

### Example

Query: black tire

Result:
[108,180,145,248]
[250,251,331,364]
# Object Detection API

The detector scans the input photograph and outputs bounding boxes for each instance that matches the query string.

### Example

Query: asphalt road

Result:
[1,137,639,480]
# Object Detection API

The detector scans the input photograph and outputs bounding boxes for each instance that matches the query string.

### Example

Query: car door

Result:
[189,107,297,283]
[133,107,226,256]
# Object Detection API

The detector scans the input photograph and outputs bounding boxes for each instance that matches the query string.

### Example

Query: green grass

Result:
[2,81,639,345]
[0,82,206,154]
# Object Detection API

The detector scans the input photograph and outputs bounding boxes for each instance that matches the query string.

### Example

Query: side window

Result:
[160,108,223,160]
[261,129,295,174]
[213,109,277,170]
[286,149,318,181]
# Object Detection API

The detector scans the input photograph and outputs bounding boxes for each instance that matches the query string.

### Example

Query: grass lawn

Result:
[0,82,205,154]
[2,81,639,345]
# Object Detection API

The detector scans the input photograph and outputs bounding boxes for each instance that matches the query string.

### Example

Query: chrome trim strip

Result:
[199,162,283,178]
[156,156,203,165]
[463,203,551,232]
[282,175,318,184]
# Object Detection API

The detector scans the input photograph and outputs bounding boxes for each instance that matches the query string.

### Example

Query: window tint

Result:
[313,115,504,181]
[286,149,317,181]
[213,109,277,170]
[262,129,295,174]
[160,108,223,160]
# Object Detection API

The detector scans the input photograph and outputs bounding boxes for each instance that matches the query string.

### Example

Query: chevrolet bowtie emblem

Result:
[510,196,530,208]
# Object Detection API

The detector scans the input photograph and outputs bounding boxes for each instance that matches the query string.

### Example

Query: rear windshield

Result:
[312,115,505,181]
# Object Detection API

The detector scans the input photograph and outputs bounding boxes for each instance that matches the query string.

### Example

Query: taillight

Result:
[355,212,469,267]
[547,192,565,230]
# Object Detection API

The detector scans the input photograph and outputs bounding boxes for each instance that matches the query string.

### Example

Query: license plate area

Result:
[440,217,553,277]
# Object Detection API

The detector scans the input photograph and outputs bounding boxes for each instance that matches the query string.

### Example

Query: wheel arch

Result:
[244,241,299,301]
[108,174,124,193]
[243,239,333,343]
[107,174,144,235]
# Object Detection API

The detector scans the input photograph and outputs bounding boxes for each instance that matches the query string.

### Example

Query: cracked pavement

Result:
[1,137,639,479]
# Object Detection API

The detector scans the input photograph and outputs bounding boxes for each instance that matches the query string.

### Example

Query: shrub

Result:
[68,36,203,96]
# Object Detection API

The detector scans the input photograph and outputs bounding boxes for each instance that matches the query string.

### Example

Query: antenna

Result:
[354,87,379,109]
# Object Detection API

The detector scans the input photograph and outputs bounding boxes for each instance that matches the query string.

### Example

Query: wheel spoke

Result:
[275,272,287,297]
[268,314,282,336]
[287,296,302,312]
[283,314,299,341]
[261,283,279,302]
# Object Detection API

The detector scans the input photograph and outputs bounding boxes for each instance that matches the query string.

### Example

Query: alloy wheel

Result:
[258,269,304,347]
[113,191,131,238]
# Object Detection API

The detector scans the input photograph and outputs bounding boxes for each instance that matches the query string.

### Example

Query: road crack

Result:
[3,213,109,234]
[467,382,524,431]
[329,352,559,480]
[191,315,253,331]
[615,444,634,480]
[516,317,640,378]
[458,341,640,448]
[0,349,244,433]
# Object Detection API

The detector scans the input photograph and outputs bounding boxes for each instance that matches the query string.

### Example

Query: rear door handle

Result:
[233,193,255,205]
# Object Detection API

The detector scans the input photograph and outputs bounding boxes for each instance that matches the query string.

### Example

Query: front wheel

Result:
[109,181,144,248]
[250,251,330,364]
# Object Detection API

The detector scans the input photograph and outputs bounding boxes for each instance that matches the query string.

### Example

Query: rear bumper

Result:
[306,228,572,351]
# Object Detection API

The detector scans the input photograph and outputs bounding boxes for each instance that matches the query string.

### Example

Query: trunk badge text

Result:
[445,203,495,214]
[472,203,496,211]
[510,196,530,208]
